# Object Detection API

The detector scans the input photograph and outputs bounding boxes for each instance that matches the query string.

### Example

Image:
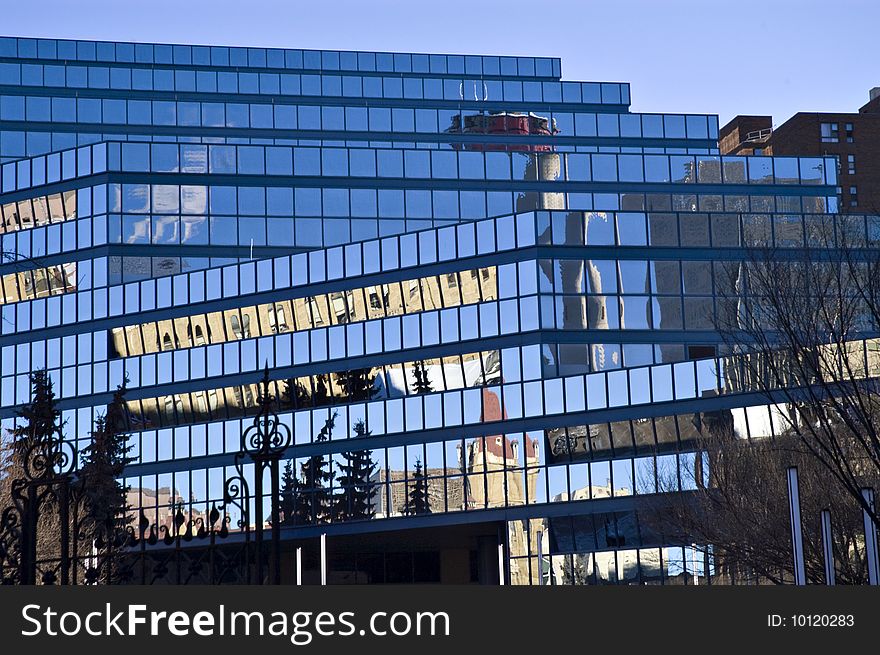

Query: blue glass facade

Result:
[0,36,849,584]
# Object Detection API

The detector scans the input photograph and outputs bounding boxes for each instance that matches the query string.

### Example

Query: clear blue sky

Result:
[3,0,878,127]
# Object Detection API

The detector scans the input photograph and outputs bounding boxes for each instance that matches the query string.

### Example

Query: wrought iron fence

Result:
[0,369,289,586]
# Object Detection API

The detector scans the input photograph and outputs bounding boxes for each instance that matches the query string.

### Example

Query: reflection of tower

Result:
[447,110,563,212]
[585,258,608,370]
[586,212,614,370]
[515,151,565,212]
[464,432,540,509]
[653,258,681,363]
[446,111,557,150]
[464,428,543,584]
[537,212,592,375]
[459,388,540,510]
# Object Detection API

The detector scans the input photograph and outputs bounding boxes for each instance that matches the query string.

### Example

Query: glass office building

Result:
[0,37,844,584]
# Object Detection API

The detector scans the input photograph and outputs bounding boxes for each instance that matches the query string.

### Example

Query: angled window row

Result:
[0,129,724,167]
[2,193,841,266]
[108,265,496,358]
[1,295,536,406]
[0,206,853,336]
[0,261,76,305]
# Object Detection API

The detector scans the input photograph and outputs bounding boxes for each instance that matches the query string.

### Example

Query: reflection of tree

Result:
[651,410,874,584]
[714,226,880,534]
[282,378,311,410]
[403,459,431,516]
[313,375,330,407]
[335,368,378,402]
[332,420,377,522]
[77,380,135,582]
[291,412,337,525]
[279,460,297,526]
[410,360,434,395]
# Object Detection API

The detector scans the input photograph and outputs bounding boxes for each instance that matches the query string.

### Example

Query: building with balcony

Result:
[720,88,880,211]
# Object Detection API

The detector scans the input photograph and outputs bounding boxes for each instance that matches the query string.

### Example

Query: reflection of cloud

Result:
[123,184,150,212]
[152,184,179,213]
[182,146,207,172]
[377,358,489,398]
[181,185,207,214]
[181,215,207,242]
[125,216,149,244]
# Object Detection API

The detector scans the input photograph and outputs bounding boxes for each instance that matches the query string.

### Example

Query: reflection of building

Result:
[721,88,880,211]
[548,544,663,585]
[462,430,540,509]
[126,487,208,533]
[111,267,498,427]
[0,35,843,586]
[372,468,464,516]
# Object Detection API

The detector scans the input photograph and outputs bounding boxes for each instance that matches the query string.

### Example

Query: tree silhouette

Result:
[652,414,876,584]
[292,412,337,525]
[78,381,134,581]
[332,420,377,522]
[335,368,378,402]
[279,460,297,526]
[10,369,63,456]
[410,360,434,395]
[712,227,880,535]
[282,378,311,410]
[313,375,330,407]
[3,370,67,581]
[403,458,431,516]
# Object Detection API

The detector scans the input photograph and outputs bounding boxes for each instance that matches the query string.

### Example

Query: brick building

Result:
[721,88,880,211]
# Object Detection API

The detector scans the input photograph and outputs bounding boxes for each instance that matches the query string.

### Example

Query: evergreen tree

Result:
[403,458,431,515]
[78,382,134,581]
[279,460,297,525]
[11,369,63,456]
[335,368,377,402]
[6,370,66,579]
[292,412,337,525]
[282,378,311,410]
[313,375,330,407]
[410,360,434,395]
[332,420,377,522]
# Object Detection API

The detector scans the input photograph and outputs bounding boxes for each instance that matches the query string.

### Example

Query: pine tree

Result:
[7,370,67,580]
[403,458,431,515]
[78,381,134,581]
[292,412,337,525]
[410,360,434,395]
[282,378,311,410]
[8,369,65,509]
[332,420,377,522]
[335,368,377,402]
[279,460,297,525]
[11,369,63,456]
[313,375,330,407]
